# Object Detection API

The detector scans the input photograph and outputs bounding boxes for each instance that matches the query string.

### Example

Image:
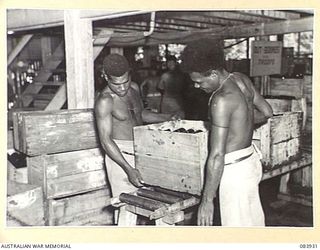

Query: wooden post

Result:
[279,173,290,194]
[40,36,52,65]
[64,10,94,109]
[255,36,270,96]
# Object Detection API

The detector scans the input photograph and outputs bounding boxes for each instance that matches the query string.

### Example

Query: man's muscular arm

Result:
[197,95,233,226]
[252,84,273,125]
[94,94,143,187]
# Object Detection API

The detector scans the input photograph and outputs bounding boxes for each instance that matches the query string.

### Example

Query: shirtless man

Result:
[180,39,273,227]
[140,68,161,112]
[158,55,186,117]
[95,54,177,226]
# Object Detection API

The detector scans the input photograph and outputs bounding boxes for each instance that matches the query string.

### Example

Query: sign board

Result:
[250,41,283,77]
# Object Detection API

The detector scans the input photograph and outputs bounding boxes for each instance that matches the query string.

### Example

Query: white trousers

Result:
[219,145,265,227]
[105,140,138,226]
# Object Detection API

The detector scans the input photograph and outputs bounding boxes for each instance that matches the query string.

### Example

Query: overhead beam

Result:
[157,19,218,30]
[7,9,149,32]
[106,16,313,46]
[169,16,245,26]
[236,10,301,20]
[200,11,280,24]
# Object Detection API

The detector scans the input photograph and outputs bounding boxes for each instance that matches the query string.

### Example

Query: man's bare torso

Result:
[210,72,255,153]
[101,84,143,140]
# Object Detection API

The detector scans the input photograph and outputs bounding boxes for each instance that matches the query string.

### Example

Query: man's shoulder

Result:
[211,91,238,112]
[233,72,253,85]
[95,90,114,107]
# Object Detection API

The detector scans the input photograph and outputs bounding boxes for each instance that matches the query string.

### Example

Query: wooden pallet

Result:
[118,186,200,225]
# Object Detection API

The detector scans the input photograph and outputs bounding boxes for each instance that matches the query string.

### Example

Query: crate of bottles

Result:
[134,120,209,196]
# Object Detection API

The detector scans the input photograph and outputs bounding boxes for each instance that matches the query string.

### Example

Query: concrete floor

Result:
[260,176,313,227]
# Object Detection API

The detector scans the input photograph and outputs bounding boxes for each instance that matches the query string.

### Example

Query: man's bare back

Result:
[210,72,255,154]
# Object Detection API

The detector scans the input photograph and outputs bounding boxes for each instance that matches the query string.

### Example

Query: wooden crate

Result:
[253,111,302,170]
[47,187,113,226]
[266,97,307,130]
[12,109,99,156]
[28,148,108,199]
[269,78,304,98]
[7,180,45,226]
[134,120,208,195]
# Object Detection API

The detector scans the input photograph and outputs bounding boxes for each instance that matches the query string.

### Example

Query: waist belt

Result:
[147,93,161,97]
[224,145,254,166]
[225,152,253,166]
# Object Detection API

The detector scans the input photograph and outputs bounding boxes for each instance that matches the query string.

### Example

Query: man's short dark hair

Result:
[180,39,225,74]
[103,53,130,77]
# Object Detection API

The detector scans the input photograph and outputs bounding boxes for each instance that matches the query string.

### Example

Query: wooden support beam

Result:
[107,16,313,46]
[93,29,113,60]
[262,152,312,181]
[21,42,65,107]
[44,83,67,110]
[64,10,94,109]
[7,9,148,32]
[7,34,33,66]
[236,10,301,21]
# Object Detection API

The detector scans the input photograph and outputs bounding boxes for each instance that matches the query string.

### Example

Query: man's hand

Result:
[197,200,214,226]
[170,111,184,121]
[127,168,144,187]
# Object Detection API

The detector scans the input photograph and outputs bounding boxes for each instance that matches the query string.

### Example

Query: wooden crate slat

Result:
[48,187,112,226]
[270,112,301,143]
[134,129,203,161]
[46,170,107,199]
[269,78,304,98]
[60,208,113,226]
[13,109,100,156]
[27,148,107,199]
[28,148,105,179]
[136,154,202,195]
[266,98,292,114]
[254,112,302,170]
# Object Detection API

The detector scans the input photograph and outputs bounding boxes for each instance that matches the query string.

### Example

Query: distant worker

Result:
[140,68,162,112]
[158,55,186,118]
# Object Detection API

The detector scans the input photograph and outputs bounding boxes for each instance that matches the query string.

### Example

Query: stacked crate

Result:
[11,109,113,226]
[253,111,302,171]
[264,97,311,187]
